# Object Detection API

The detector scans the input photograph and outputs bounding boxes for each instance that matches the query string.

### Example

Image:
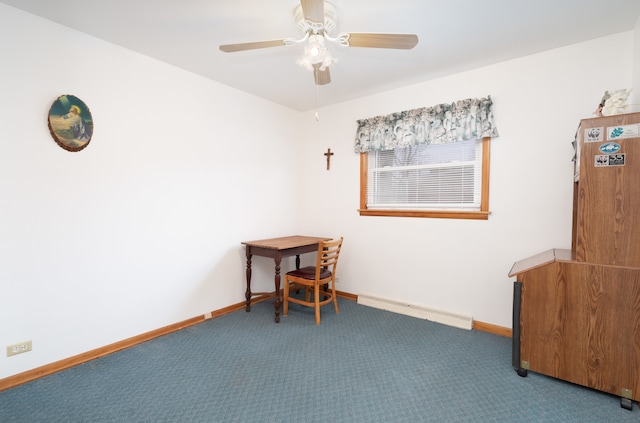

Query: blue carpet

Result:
[1,298,637,422]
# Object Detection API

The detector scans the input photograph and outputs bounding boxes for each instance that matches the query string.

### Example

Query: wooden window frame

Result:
[359,137,491,220]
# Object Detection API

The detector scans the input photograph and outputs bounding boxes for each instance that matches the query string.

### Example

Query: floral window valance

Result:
[354,96,499,153]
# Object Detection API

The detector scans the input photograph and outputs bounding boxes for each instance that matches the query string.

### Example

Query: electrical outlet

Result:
[335,276,341,284]
[204,312,212,320]
[7,340,32,357]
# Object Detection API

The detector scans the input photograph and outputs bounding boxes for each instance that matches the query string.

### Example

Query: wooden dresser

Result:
[509,112,640,410]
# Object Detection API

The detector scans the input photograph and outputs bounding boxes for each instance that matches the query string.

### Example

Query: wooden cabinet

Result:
[510,113,640,410]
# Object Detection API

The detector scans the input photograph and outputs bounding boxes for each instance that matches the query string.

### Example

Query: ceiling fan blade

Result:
[219,39,286,53]
[346,33,419,49]
[313,64,331,85]
[301,0,325,24]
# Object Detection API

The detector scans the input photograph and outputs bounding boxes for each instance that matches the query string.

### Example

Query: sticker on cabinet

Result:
[607,124,639,140]
[595,153,625,167]
[584,127,604,142]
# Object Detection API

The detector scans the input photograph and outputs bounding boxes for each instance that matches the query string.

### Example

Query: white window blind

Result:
[366,139,481,210]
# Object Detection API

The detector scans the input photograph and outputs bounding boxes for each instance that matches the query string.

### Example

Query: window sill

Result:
[358,209,491,220]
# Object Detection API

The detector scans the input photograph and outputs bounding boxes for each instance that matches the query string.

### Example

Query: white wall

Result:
[296,32,635,328]
[0,4,302,379]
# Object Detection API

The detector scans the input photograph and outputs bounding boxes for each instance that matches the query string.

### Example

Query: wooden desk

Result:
[241,235,330,323]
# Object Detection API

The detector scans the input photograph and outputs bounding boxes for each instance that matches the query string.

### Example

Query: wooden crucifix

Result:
[324,148,334,170]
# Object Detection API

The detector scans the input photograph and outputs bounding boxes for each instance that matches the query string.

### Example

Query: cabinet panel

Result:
[518,261,640,401]
[575,112,640,266]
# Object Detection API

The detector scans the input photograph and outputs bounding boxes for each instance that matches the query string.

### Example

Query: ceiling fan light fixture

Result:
[308,35,322,56]
[298,35,335,71]
[311,46,322,57]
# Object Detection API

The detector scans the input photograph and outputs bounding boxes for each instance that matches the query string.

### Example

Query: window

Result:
[359,137,491,219]
[354,96,498,219]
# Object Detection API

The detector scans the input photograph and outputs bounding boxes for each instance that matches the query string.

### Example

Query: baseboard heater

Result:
[357,294,473,330]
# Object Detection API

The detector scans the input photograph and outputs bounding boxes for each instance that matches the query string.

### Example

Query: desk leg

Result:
[245,250,252,312]
[295,254,301,269]
[274,252,282,323]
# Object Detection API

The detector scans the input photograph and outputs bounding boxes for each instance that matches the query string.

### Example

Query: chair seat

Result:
[286,266,331,280]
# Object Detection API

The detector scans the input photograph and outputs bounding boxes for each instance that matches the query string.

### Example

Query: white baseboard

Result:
[357,294,473,330]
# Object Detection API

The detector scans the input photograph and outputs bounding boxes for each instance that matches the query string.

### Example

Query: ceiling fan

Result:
[219,0,418,86]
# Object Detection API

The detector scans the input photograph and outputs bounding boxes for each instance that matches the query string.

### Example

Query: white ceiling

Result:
[3,0,640,111]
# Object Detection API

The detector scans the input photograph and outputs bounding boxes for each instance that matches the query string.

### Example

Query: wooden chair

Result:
[283,237,343,325]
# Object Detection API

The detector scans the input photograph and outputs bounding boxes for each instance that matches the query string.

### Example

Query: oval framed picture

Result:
[48,94,94,152]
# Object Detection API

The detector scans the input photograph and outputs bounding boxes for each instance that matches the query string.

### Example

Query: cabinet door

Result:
[575,112,640,266]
